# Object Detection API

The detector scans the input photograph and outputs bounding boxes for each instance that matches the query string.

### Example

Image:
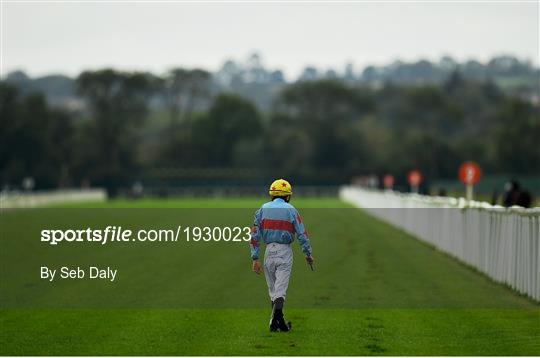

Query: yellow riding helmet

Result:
[269,179,293,197]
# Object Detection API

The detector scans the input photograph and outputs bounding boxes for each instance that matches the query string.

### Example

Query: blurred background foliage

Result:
[1,54,539,196]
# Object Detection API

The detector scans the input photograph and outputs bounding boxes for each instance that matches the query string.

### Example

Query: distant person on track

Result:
[502,180,533,208]
[250,179,314,332]
[503,180,521,207]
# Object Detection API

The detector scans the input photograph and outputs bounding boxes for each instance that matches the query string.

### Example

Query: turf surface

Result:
[1,197,539,355]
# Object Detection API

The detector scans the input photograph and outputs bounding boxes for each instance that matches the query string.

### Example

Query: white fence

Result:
[0,189,107,209]
[339,186,540,302]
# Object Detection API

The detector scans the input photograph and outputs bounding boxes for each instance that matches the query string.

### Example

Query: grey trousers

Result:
[263,242,293,302]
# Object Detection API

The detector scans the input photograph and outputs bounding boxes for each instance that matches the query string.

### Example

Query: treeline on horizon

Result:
[4,54,538,111]
[1,66,539,195]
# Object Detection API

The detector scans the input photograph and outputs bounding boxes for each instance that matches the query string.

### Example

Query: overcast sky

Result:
[2,1,538,79]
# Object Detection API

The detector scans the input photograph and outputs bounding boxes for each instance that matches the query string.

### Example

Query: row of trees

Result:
[6,54,537,112]
[1,68,538,195]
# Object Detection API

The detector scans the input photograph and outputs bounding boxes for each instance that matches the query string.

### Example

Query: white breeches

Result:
[263,242,293,302]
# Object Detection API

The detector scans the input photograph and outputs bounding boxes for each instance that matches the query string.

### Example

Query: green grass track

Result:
[0,197,538,355]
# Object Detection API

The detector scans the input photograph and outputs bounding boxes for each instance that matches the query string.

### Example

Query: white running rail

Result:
[0,189,107,209]
[340,186,540,302]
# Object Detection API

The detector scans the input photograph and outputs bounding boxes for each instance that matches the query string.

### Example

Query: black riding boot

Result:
[269,300,279,331]
[271,297,291,332]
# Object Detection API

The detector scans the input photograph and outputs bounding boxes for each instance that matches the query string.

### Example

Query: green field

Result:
[1,197,539,355]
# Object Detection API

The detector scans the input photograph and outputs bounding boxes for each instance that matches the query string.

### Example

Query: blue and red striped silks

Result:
[250,198,312,260]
